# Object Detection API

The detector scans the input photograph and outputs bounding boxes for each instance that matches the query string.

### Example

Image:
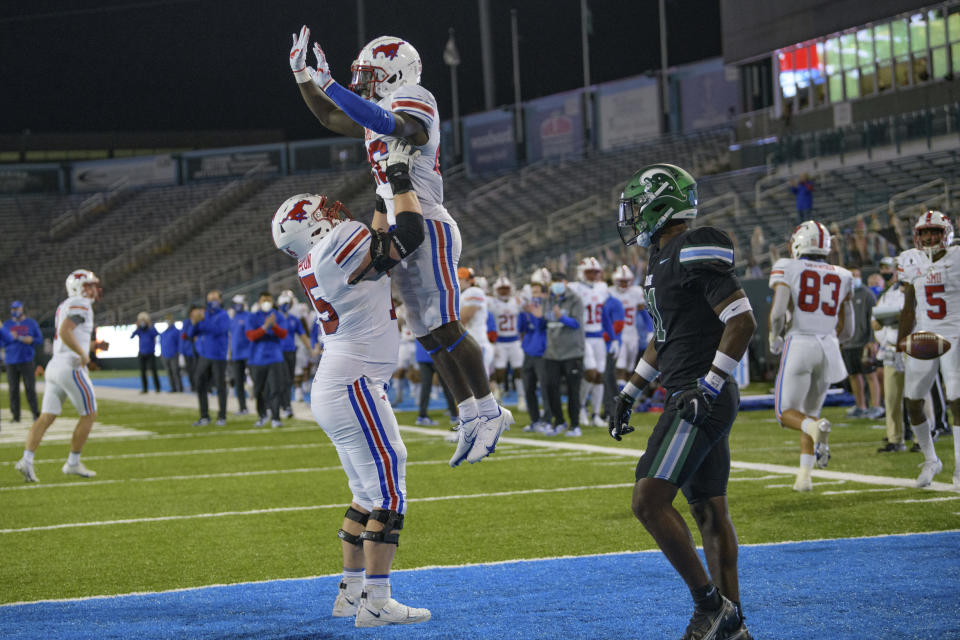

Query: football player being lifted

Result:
[271,139,430,627]
[289,27,512,466]
[610,164,756,640]
[896,211,960,488]
[768,221,854,491]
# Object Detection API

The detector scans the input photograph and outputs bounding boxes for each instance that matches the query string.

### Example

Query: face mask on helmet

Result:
[273,194,353,261]
[913,211,954,257]
[617,164,698,248]
[349,36,422,101]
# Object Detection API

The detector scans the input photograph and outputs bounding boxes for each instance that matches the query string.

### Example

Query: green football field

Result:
[1,384,958,606]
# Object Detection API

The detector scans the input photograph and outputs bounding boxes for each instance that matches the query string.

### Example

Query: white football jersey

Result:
[898,246,960,336]
[769,258,853,336]
[297,221,398,383]
[610,285,645,339]
[489,296,522,340]
[460,285,489,345]
[51,296,94,366]
[395,303,416,343]
[575,281,609,334]
[366,84,453,226]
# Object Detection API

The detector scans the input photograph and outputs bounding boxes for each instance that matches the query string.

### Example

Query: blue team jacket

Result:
[187,307,230,361]
[518,309,547,358]
[246,311,287,366]
[131,326,159,356]
[1,317,42,364]
[230,311,253,361]
[160,326,180,359]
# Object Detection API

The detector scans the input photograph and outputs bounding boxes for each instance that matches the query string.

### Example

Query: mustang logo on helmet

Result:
[284,200,310,224]
[372,42,401,60]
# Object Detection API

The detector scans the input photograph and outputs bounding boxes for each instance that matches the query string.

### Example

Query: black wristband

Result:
[386,163,414,195]
[375,195,386,213]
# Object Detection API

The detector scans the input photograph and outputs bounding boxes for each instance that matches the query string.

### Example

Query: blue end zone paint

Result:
[3,532,958,639]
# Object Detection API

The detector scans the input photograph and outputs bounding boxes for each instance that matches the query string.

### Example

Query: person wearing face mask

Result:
[518,275,552,432]
[276,290,311,418]
[246,292,288,428]
[130,312,161,393]
[3,301,43,423]
[159,314,183,393]
[841,268,882,419]
[542,272,585,436]
[186,290,231,426]
[228,294,252,415]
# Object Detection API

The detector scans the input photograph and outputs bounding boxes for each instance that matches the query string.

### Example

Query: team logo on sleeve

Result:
[372,42,401,59]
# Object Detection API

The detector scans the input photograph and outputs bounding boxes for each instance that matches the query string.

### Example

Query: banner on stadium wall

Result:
[463,109,516,176]
[288,138,367,173]
[0,163,62,194]
[596,78,660,150]
[71,154,177,193]
[525,91,584,162]
[183,144,285,181]
[676,58,738,131]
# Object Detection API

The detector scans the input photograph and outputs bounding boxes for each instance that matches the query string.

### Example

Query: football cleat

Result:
[415,416,438,426]
[916,458,943,488]
[253,417,268,428]
[591,414,607,428]
[681,595,739,640]
[724,622,754,640]
[814,443,830,469]
[271,419,283,429]
[521,423,537,432]
[564,426,583,437]
[62,461,96,478]
[466,407,514,463]
[449,416,481,467]
[793,472,813,492]
[549,423,567,437]
[215,417,227,426]
[354,595,431,628]
[192,418,210,427]
[332,581,361,617]
[15,459,38,483]
[578,408,589,427]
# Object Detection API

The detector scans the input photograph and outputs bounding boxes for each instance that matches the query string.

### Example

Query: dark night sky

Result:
[0,0,720,140]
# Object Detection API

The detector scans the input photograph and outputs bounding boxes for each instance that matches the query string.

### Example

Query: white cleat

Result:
[916,458,943,488]
[564,426,583,437]
[449,417,482,467]
[15,459,38,483]
[62,461,96,478]
[354,595,431,628]
[793,473,813,492]
[578,408,589,427]
[332,581,361,617]
[466,407,515,463]
[591,414,606,428]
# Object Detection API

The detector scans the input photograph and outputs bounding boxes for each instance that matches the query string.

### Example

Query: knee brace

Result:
[337,506,370,547]
[359,509,405,546]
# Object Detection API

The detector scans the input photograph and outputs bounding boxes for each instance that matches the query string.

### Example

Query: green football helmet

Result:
[617,163,698,247]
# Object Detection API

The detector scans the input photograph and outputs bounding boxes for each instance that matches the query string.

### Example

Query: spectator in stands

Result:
[842,268,882,419]
[187,290,230,426]
[543,272,585,436]
[519,278,551,432]
[749,226,766,267]
[131,312,161,393]
[789,174,814,225]
[3,301,43,422]
[414,341,457,426]
[180,307,199,392]
[246,292,287,428]
[872,257,907,451]
[228,294,252,415]
[276,290,310,418]
[159,314,183,392]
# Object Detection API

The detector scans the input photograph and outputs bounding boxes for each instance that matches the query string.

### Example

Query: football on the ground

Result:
[900,331,952,360]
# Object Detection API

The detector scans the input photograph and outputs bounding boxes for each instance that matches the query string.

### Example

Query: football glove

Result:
[387,138,421,171]
[312,42,334,91]
[674,377,720,426]
[289,26,311,82]
[608,340,620,357]
[608,392,635,441]
[769,334,784,355]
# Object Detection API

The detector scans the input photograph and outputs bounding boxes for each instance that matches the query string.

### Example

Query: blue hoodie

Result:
[187,305,230,360]
[230,311,253,361]
[2,316,43,364]
[131,325,159,356]
[160,325,181,359]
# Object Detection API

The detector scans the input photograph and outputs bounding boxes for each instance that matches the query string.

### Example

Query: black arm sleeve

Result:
[369,212,424,274]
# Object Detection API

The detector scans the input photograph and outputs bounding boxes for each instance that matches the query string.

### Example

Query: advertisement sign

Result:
[71,154,177,193]
[463,110,516,176]
[0,164,62,194]
[596,78,660,150]
[183,144,285,181]
[676,58,738,131]
[289,139,366,173]
[525,92,584,162]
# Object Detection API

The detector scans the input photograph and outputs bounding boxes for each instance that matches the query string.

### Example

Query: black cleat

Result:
[723,622,754,640]
[878,441,906,452]
[681,596,739,640]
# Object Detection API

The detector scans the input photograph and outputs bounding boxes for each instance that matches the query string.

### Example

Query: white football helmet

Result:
[272,193,352,261]
[475,276,489,294]
[494,276,513,300]
[613,265,634,289]
[790,221,831,259]
[580,256,603,282]
[277,289,296,310]
[66,269,102,300]
[914,210,954,253]
[530,267,551,286]
[350,36,422,100]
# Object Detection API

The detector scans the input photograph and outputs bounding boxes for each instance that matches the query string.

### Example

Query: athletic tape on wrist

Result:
[711,351,739,375]
[293,69,312,84]
[702,370,725,394]
[633,358,659,383]
[621,381,642,400]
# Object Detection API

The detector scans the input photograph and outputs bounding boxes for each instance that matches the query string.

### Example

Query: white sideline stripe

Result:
[820,487,905,496]
[0,483,635,534]
[0,443,331,466]
[765,480,848,489]
[0,450,596,492]
[728,474,791,481]
[396,425,960,493]
[3,528,958,608]
[895,495,960,503]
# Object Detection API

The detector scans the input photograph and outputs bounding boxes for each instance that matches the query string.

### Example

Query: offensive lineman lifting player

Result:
[609,164,756,640]
[288,26,512,467]
[272,139,429,627]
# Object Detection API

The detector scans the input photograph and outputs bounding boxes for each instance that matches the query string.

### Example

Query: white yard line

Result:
[894,495,960,503]
[765,480,848,489]
[0,443,332,466]
[820,487,906,495]
[0,482,635,534]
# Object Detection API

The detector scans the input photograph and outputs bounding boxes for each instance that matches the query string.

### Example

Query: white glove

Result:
[881,345,896,363]
[769,334,784,355]
[290,26,312,83]
[311,42,334,90]
[387,138,421,171]
[608,340,620,358]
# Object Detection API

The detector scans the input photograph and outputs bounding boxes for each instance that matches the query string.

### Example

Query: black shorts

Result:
[841,346,873,375]
[635,381,739,504]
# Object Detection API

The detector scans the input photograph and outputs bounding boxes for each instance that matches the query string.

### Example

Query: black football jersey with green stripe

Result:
[644,226,741,391]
